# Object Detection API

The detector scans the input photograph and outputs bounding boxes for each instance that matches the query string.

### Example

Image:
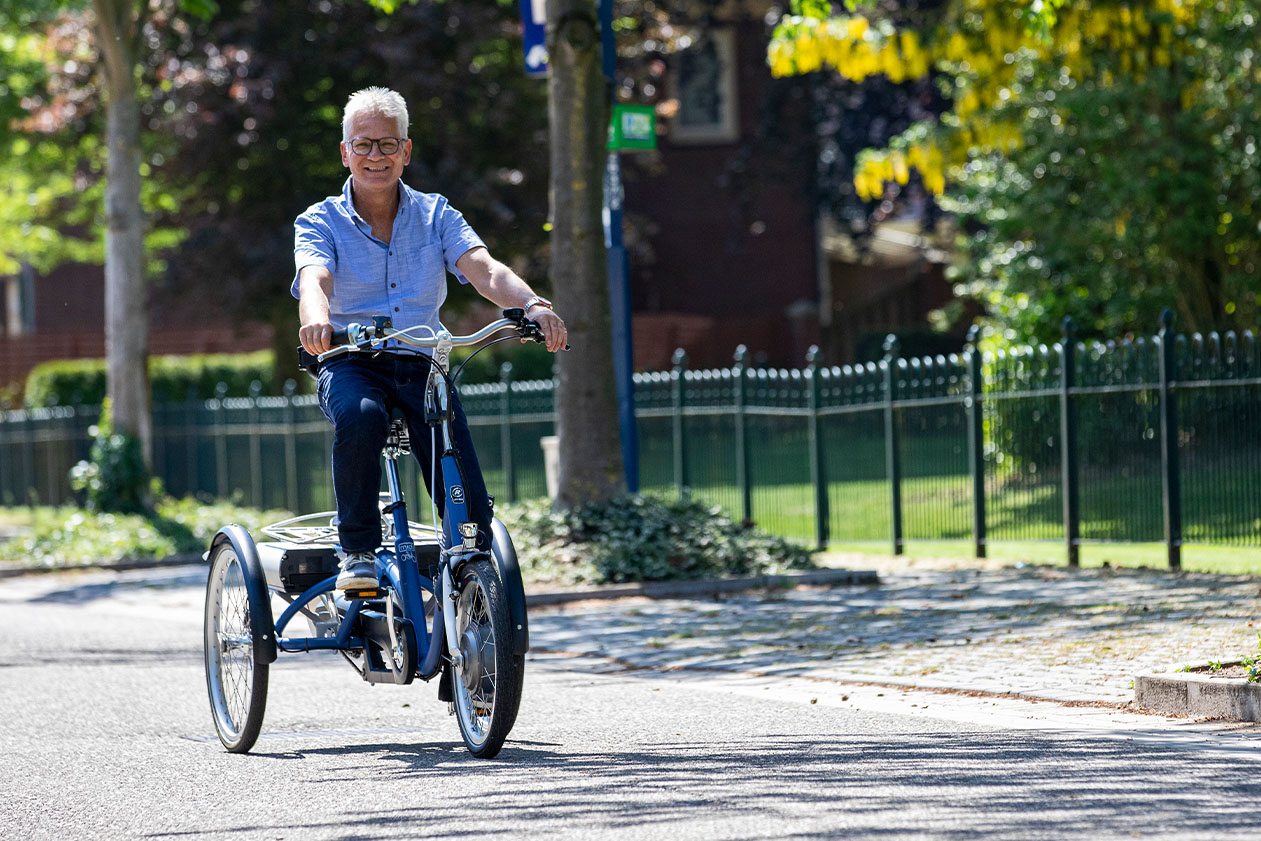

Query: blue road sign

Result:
[520,0,548,78]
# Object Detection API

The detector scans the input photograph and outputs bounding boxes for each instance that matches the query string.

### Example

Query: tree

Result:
[547,0,625,506]
[769,0,1261,340]
[93,0,151,455]
[2,1,212,466]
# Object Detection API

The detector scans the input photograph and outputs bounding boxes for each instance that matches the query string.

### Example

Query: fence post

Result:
[248,380,263,506]
[283,379,299,513]
[214,381,228,499]
[22,410,36,505]
[499,362,516,504]
[883,335,903,556]
[966,326,987,559]
[1060,318,1081,567]
[733,345,752,524]
[807,345,829,550]
[184,384,198,498]
[1158,309,1183,570]
[672,348,689,499]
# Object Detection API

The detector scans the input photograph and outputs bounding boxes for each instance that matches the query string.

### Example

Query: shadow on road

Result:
[146,731,1261,839]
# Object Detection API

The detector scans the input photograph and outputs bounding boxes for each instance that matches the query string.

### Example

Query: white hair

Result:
[342,87,409,140]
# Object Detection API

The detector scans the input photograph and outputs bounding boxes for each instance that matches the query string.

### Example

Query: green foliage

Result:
[0,16,191,278]
[1242,633,1261,684]
[499,495,815,585]
[943,4,1261,342]
[69,398,152,514]
[0,497,292,568]
[24,350,280,407]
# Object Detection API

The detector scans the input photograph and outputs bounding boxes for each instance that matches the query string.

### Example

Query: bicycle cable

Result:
[450,334,537,384]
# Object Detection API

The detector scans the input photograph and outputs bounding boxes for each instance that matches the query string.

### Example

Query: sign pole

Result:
[599,0,640,492]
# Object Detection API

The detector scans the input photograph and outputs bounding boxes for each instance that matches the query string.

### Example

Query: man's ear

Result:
[403,138,413,166]
[339,141,350,168]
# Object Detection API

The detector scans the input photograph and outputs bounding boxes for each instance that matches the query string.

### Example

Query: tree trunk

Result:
[93,0,150,457]
[546,0,625,507]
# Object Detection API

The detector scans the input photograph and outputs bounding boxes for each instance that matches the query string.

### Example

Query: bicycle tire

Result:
[204,542,269,753]
[451,558,522,758]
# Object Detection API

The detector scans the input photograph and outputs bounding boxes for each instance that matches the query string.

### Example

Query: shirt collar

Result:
[341,177,410,223]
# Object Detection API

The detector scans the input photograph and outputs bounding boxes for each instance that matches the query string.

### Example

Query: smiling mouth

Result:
[364,164,390,173]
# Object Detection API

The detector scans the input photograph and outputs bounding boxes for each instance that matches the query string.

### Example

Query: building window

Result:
[669,29,739,145]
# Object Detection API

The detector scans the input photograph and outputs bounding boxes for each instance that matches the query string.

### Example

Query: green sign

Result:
[609,104,657,152]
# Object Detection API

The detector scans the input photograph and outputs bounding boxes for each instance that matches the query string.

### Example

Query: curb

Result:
[527,569,879,606]
[0,556,879,603]
[1134,670,1261,721]
[0,554,205,580]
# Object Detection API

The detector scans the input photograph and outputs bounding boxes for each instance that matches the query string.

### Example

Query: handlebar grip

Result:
[330,328,350,346]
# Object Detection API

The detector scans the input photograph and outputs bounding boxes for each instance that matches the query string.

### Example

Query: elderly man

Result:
[294,86,566,594]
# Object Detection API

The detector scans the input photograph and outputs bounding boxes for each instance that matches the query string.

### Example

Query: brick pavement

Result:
[528,565,1261,707]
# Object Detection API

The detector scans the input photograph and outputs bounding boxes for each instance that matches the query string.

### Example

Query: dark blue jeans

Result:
[316,353,492,554]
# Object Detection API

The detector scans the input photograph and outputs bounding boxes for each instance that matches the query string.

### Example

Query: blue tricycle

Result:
[202,310,541,758]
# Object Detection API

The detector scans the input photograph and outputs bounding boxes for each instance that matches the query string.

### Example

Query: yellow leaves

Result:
[794,32,822,74]
[769,0,1214,207]
[854,143,947,200]
[768,40,794,78]
[767,14,930,84]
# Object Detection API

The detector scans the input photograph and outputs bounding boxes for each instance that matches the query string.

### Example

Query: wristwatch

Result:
[523,295,553,314]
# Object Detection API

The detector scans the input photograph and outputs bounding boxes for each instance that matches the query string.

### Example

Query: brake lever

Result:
[518,321,571,351]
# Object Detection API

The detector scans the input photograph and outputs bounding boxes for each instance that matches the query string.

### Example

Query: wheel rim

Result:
[206,549,255,743]
[453,575,497,747]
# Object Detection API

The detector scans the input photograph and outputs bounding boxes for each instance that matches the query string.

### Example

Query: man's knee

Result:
[333,397,390,446]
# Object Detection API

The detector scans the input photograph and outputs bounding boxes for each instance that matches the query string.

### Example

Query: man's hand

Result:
[300,321,334,355]
[530,307,568,353]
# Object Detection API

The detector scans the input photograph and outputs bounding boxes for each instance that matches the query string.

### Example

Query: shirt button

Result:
[394,307,400,312]
[390,283,396,288]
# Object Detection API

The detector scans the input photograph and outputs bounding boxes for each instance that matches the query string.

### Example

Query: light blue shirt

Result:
[291,177,485,353]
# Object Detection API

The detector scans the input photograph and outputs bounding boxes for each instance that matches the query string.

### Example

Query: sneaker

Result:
[337,552,379,595]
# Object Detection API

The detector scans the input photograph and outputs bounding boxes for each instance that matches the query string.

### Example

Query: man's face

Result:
[340,112,412,191]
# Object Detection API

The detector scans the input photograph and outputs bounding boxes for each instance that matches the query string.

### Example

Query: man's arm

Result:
[457,247,568,353]
[298,266,336,354]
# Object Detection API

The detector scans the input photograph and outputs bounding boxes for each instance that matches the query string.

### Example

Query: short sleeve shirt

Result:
[291,177,485,354]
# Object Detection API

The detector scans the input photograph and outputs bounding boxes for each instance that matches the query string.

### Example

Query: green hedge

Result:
[24,351,282,408]
[451,341,556,384]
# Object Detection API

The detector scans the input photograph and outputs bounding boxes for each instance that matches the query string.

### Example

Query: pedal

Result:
[344,587,382,600]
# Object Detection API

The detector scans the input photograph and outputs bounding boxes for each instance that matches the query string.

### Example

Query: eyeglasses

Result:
[346,136,405,156]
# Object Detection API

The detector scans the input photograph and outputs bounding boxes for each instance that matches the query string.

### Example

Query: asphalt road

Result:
[3,568,1261,840]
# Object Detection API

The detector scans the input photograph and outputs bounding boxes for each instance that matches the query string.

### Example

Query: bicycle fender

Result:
[209,525,279,665]
[491,518,530,654]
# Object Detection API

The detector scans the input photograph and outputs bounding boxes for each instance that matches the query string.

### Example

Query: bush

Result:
[69,399,152,515]
[0,497,294,568]
[24,350,280,408]
[499,494,815,585]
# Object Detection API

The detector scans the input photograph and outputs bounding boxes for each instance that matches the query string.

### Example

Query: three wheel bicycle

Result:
[203,309,544,758]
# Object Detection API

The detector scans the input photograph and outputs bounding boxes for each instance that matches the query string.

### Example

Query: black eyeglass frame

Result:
[345,136,407,156]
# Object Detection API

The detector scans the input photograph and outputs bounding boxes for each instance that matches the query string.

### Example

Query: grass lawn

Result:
[823,539,1261,576]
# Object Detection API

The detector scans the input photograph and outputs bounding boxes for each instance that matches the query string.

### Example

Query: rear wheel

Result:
[451,558,522,758]
[204,543,269,753]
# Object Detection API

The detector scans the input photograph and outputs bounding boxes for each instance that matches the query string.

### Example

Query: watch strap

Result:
[523,295,552,313]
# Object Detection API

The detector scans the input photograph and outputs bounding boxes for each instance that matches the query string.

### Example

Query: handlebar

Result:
[317,308,566,364]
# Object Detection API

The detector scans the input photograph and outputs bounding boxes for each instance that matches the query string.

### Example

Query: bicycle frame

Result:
[265,319,519,683]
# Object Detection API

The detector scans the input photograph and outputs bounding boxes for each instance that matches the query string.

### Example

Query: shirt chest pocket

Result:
[395,242,447,310]
[330,248,387,316]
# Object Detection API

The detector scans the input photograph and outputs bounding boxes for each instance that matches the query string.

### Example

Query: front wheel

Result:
[451,558,523,758]
[204,542,269,753]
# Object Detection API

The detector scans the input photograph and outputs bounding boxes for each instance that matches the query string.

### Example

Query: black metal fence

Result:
[1,312,1257,564]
